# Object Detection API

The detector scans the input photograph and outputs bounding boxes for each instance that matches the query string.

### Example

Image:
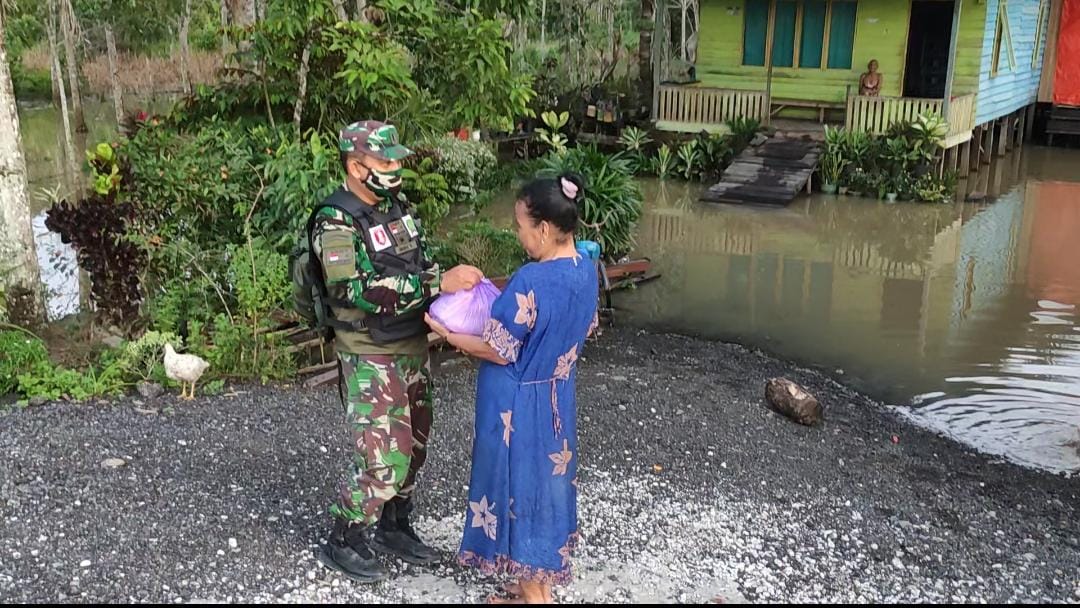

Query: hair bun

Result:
[559,173,585,203]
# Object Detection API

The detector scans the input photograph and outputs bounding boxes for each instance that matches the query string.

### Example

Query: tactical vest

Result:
[303,188,430,345]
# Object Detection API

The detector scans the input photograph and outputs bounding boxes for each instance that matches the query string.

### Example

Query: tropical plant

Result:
[727,117,762,151]
[692,131,732,180]
[618,126,652,152]
[538,146,644,259]
[537,110,570,154]
[820,126,849,187]
[819,150,847,187]
[677,140,700,180]
[653,144,675,179]
[86,142,123,197]
[402,157,454,231]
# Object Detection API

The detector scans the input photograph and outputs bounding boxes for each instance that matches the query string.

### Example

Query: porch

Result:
[654,84,978,149]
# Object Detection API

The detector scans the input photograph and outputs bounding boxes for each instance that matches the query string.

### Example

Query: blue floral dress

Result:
[458,254,599,585]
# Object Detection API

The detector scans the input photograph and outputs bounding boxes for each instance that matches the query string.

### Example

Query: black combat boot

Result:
[315,517,388,583]
[371,497,441,565]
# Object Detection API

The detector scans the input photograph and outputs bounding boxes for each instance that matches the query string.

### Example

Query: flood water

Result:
[20,98,1080,473]
[485,147,1080,474]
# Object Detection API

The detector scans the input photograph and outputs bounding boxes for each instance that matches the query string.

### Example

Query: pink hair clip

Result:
[560,177,579,200]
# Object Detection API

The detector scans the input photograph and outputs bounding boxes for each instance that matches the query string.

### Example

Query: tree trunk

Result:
[0,19,46,326]
[228,0,256,28]
[220,0,229,56]
[332,0,348,21]
[47,0,62,107]
[179,0,193,95]
[681,0,687,60]
[293,39,311,134]
[541,0,546,46]
[105,25,124,128]
[47,0,77,186]
[638,0,654,113]
[59,0,86,133]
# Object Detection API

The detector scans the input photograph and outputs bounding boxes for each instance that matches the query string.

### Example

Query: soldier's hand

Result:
[441,265,484,293]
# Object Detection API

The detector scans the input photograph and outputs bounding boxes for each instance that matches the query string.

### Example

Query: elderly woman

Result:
[426,174,598,604]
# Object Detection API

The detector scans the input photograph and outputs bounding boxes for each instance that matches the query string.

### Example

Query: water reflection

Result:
[32,212,80,321]
[617,149,1080,473]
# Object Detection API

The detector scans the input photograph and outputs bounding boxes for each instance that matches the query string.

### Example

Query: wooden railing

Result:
[845,93,978,146]
[943,94,977,145]
[656,85,768,130]
[845,95,944,134]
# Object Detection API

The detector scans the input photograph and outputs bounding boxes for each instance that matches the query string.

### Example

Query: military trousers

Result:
[329,352,433,526]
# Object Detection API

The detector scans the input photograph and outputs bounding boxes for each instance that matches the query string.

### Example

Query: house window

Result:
[1033,0,1049,69]
[990,0,1016,77]
[743,0,858,70]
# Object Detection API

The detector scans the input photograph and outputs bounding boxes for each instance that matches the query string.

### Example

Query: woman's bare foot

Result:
[486,580,552,604]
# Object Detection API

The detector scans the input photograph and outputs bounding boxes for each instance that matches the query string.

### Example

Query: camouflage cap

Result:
[338,120,413,161]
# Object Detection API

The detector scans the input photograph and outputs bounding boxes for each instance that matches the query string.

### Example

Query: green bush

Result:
[402,157,454,232]
[12,66,51,100]
[436,220,526,279]
[114,330,182,384]
[0,331,50,395]
[538,146,644,259]
[17,362,125,402]
[419,135,499,203]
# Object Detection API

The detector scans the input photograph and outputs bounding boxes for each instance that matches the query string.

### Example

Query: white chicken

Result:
[164,343,210,400]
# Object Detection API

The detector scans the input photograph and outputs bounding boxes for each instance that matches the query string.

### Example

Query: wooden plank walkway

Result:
[700,138,822,206]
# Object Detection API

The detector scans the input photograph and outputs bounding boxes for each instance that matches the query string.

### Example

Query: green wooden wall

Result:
[693,0,986,105]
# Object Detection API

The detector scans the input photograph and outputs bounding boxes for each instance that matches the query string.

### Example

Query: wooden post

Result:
[996,118,1008,156]
[970,125,982,170]
[764,0,777,126]
[1015,110,1025,147]
[959,139,971,177]
[1025,103,1036,140]
[941,0,964,121]
[982,122,994,165]
[650,0,663,121]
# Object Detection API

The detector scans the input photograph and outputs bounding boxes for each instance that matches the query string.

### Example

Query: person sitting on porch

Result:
[860,60,882,96]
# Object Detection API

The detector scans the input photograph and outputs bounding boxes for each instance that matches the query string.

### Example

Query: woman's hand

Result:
[441,265,484,294]
[425,313,451,339]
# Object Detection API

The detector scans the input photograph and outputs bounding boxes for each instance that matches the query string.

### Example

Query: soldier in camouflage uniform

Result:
[312,120,482,583]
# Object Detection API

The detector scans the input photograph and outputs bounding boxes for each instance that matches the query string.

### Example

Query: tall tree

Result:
[105,24,124,127]
[227,0,256,29]
[220,0,229,55]
[179,0,193,95]
[0,13,46,326]
[332,0,348,21]
[46,0,77,183]
[59,0,87,133]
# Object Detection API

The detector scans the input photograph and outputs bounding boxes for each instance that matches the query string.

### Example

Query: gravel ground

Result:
[2,327,1079,603]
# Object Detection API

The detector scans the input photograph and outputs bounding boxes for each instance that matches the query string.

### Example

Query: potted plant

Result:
[820,126,847,194]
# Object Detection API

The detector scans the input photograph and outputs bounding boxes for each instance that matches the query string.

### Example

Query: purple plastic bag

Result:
[429,278,502,336]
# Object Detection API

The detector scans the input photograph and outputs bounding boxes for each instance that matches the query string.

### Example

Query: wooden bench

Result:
[483,132,536,159]
[770,98,847,123]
